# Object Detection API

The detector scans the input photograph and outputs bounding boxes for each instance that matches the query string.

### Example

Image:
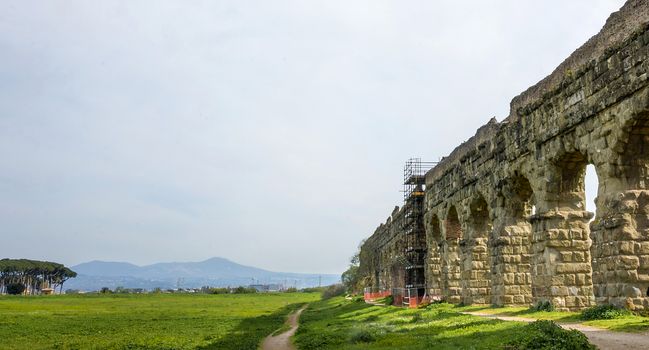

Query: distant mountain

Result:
[73,261,141,277]
[65,257,340,292]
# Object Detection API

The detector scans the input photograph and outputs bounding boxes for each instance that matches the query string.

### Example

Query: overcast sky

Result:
[0,0,625,274]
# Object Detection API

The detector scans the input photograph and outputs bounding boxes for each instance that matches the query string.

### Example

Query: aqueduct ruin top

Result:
[359,0,649,311]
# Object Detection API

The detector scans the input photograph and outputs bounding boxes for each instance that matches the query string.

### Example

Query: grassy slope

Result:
[455,305,649,332]
[0,292,319,350]
[295,297,530,350]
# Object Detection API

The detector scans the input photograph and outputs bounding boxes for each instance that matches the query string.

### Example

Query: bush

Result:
[202,287,229,294]
[322,284,346,299]
[6,283,25,295]
[530,300,555,312]
[349,328,375,344]
[285,287,298,293]
[232,286,257,294]
[581,304,631,320]
[382,295,394,306]
[504,320,595,350]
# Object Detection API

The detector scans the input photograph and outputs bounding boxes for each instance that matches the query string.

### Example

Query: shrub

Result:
[530,300,555,312]
[201,287,229,294]
[6,283,25,295]
[383,295,394,306]
[349,328,375,344]
[581,304,631,320]
[504,320,595,350]
[285,287,298,293]
[322,284,346,299]
[232,286,257,294]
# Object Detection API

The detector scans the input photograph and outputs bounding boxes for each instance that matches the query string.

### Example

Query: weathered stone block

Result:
[556,263,591,274]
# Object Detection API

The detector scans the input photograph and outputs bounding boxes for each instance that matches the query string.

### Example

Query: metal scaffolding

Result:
[402,158,436,306]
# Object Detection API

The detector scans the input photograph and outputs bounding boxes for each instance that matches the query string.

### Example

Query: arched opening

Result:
[621,113,649,190]
[597,112,649,309]
[533,151,596,310]
[429,214,442,244]
[461,195,492,305]
[554,152,589,211]
[442,206,462,303]
[445,206,461,240]
[585,164,598,219]
[491,175,534,306]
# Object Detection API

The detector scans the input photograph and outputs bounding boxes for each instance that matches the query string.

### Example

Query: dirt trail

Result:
[461,311,649,350]
[260,306,307,350]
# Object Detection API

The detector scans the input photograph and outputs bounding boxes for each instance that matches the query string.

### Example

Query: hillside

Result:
[65,257,340,291]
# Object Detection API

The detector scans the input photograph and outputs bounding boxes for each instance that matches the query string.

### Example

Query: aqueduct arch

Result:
[359,0,649,311]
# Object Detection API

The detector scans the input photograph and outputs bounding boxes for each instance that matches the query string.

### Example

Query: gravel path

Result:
[461,311,649,350]
[260,306,307,350]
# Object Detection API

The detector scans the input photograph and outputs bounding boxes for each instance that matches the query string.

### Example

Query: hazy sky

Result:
[0,0,625,274]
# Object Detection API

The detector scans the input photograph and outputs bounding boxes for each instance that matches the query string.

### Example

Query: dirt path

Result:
[461,311,649,350]
[260,306,307,350]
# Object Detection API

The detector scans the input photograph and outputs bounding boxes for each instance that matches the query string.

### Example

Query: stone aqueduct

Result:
[359,0,649,311]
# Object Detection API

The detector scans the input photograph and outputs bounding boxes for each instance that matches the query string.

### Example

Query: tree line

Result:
[0,259,77,295]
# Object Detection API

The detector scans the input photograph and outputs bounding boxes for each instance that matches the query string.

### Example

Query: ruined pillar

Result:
[591,114,649,310]
[591,191,649,310]
[490,221,533,306]
[529,154,595,311]
[530,211,595,311]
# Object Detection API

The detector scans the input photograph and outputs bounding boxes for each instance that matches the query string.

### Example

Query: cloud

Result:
[0,0,625,273]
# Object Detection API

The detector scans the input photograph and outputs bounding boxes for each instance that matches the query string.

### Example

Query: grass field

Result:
[455,304,649,332]
[0,292,319,350]
[295,297,649,350]
[295,297,532,349]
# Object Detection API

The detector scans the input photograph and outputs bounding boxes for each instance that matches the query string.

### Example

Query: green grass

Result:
[454,304,649,332]
[295,297,536,349]
[0,292,319,349]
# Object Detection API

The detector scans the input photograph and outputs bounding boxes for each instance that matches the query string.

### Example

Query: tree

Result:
[0,259,77,295]
[341,251,361,294]
[6,282,25,295]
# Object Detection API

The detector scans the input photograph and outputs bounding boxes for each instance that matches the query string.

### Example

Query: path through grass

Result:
[455,304,649,332]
